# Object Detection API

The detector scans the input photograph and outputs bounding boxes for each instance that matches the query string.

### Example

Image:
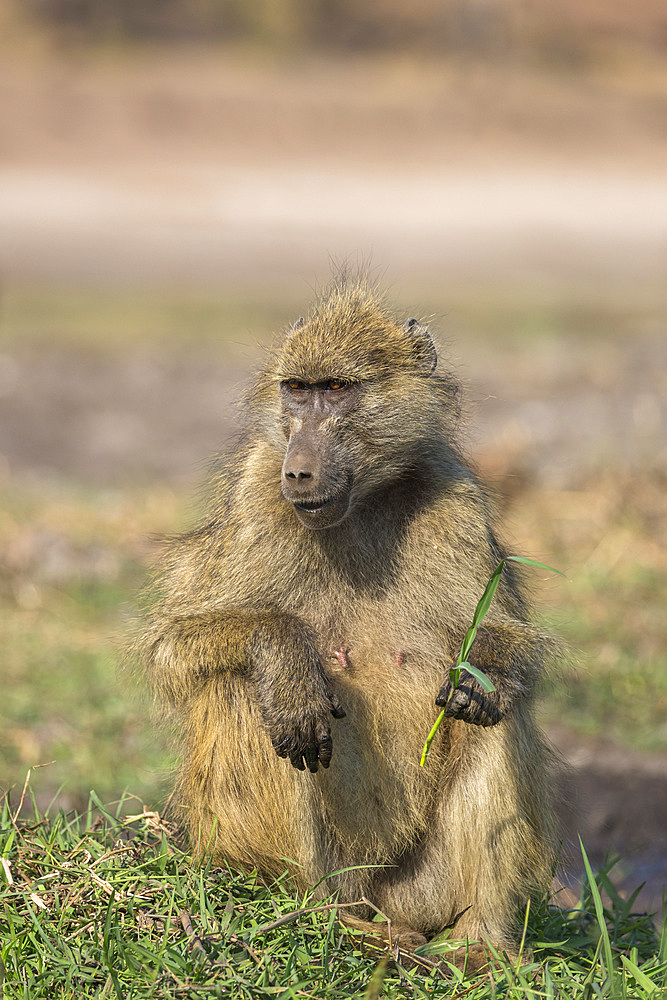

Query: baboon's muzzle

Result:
[281,430,352,529]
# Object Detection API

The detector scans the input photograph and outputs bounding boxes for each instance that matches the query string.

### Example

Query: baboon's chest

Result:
[302,606,450,858]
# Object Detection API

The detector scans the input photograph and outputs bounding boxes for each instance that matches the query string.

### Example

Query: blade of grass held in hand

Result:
[420,709,446,766]
[420,555,562,766]
[468,559,506,631]
[505,555,565,576]
[459,661,497,693]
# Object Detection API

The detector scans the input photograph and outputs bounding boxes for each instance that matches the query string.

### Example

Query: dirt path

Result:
[1,163,666,287]
[1,331,664,489]
[1,48,666,288]
[553,728,667,913]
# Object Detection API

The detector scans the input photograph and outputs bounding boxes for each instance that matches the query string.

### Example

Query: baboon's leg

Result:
[340,913,427,951]
[176,675,333,886]
[372,713,554,962]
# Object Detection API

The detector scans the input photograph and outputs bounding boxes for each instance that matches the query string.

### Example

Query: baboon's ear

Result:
[403,317,438,373]
[291,316,305,331]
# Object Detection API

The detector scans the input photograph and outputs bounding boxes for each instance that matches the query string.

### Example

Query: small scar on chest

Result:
[331,647,351,671]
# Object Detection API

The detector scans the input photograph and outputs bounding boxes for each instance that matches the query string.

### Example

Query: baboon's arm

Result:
[145,609,345,771]
[435,620,550,727]
[425,486,552,725]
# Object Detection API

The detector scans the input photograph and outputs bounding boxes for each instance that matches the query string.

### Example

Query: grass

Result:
[0,285,303,354]
[509,473,667,752]
[2,282,665,354]
[0,791,665,999]
[420,554,562,766]
[0,479,182,810]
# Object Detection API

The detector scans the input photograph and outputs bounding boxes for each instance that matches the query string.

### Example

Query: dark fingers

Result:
[328,691,346,719]
[289,747,306,770]
[318,729,333,768]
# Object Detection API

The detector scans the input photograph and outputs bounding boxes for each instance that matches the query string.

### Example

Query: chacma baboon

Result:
[139,275,556,969]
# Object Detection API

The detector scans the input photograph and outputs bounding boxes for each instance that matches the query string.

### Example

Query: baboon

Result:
[139,275,556,970]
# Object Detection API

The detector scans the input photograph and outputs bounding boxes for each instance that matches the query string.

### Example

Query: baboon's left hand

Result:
[435,670,504,727]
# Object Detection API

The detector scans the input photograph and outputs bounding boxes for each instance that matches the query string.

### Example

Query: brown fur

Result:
[137,275,557,966]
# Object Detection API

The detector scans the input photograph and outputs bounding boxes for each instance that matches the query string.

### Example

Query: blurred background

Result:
[0,0,665,908]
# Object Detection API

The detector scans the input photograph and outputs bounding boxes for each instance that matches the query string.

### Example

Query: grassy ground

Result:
[2,282,666,352]
[512,474,667,753]
[0,285,299,353]
[0,479,183,811]
[1,794,665,999]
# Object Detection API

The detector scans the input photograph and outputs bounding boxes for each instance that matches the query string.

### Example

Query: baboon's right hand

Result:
[258,674,346,774]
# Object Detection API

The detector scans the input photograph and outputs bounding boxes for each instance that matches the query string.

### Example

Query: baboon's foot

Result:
[339,912,427,951]
[339,912,432,969]
[339,914,511,978]
[448,939,522,976]
[449,941,492,974]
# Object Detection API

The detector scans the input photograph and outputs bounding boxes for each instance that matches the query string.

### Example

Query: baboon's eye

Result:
[286,379,307,391]
[326,379,347,391]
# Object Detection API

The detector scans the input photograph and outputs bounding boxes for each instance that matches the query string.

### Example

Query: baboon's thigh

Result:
[373,720,553,946]
[177,676,331,883]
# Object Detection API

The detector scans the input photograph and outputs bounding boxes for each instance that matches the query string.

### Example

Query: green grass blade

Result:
[458,623,480,665]
[620,954,660,994]
[458,661,496,693]
[507,555,565,576]
[364,957,389,999]
[419,709,445,766]
[469,559,506,631]
[517,897,531,967]
[421,554,561,765]
[580,837,617,989]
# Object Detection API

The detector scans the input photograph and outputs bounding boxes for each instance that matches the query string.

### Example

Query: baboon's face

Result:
[279,378,358,530]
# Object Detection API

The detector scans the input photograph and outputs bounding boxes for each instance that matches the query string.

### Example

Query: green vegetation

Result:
[3,283,666,353]
[0,285,301,354]
[421,555,562,766]
[516,477,667,752]
[1,793,665,999]
[0,479,180,809]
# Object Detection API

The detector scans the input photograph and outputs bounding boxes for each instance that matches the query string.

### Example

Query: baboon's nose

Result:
[283,453,312,483]
[285,466,311,482]
[282,449,319,493]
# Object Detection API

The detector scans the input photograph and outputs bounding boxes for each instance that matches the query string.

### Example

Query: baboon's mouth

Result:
[287,488,351,529]
[294,498,334,513]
